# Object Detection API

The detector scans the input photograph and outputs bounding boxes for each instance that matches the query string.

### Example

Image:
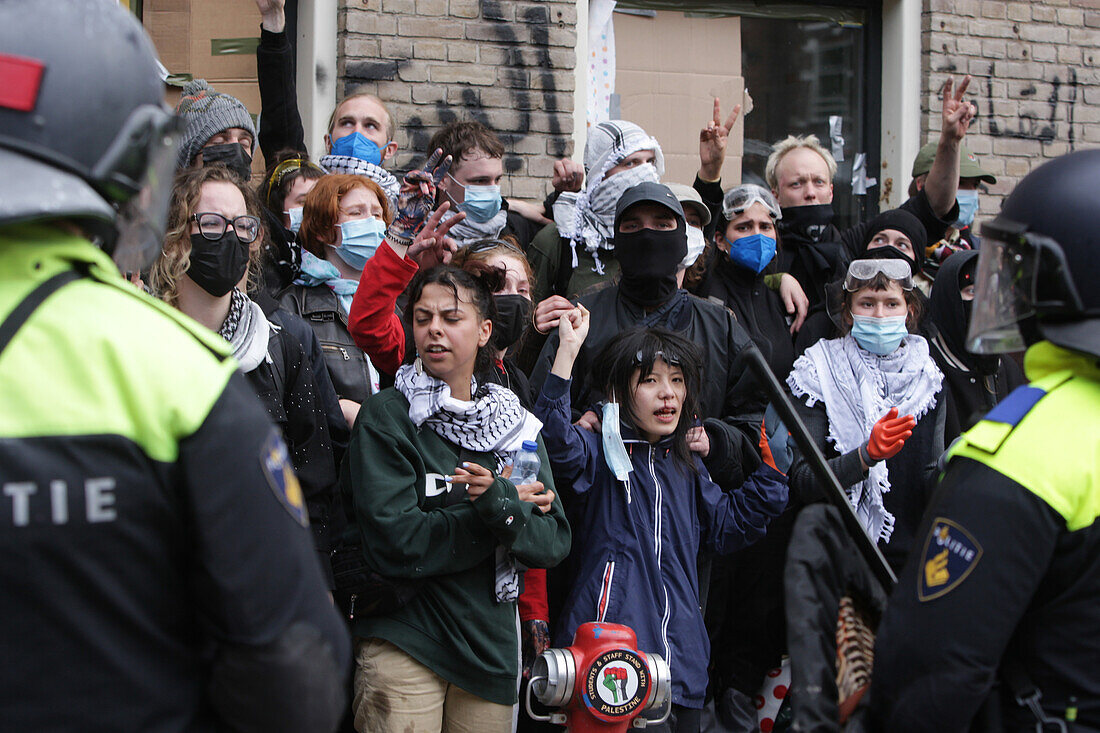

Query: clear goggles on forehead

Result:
[967,218,1086,354]
[722,184,782,221]
[843,258,914,291]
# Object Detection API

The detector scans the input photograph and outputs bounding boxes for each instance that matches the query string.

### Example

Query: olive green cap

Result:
[911,142,996,183]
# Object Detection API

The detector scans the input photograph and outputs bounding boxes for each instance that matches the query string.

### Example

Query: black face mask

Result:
[491,294,532,351]
[860,241,922,276]
[201,142,253,182]
[614,224,687,308]
[188,232,249,297]
[779,204,835,242]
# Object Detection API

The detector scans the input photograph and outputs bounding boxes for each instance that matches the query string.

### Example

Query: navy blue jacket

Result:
[536,374,788,708]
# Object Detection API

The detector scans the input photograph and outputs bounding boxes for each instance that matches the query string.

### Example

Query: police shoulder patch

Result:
[260,430,309,527]
[918,517,982,601]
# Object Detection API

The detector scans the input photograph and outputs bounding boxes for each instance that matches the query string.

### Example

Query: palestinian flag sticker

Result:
[584,648,650,719]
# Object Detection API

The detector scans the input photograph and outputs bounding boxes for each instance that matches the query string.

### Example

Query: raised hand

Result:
[552,158,584,193]
[699,97,742,182]
[557,304,590,352]
[532,295,576,335]
[866,407,916,462]
[254,0,286,32]
[941,75,976,143]
[388,148,452,244]
[406,201,465,267]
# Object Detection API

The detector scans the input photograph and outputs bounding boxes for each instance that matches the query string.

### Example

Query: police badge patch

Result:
[260,430,309,527]
[918,518,982,601]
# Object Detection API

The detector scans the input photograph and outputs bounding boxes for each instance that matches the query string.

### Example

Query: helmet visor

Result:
[968,219,1085,353]
[843,258,914,291]
[110,107,182,274]
[722,184,781,221]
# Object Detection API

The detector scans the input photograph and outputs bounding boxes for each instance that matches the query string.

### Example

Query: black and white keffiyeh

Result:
[787,334,942,544]
[553,120,664,273]
[218,288,272,373]
[395,363,543,602]
[318,154,400,206]
[439,206,509,247]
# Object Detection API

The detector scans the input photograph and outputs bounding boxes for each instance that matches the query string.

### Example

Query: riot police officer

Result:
[869,149,1100,730]
[0,1,349,730]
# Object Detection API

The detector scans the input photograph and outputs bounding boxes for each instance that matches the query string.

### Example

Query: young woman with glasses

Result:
[151,165,345,578]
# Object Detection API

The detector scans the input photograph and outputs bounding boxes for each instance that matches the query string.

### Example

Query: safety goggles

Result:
[722,184,782,221]
[843,258,914,291]
[968,217,1086,353]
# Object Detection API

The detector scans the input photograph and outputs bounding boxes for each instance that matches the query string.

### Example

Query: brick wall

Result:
[922,0,1100,219]
[339,0,578,200]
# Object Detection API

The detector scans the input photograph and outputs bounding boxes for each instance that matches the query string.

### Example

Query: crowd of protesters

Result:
[3,0,1045,731]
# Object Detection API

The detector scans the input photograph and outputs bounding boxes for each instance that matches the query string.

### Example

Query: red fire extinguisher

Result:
[525,622,672,731]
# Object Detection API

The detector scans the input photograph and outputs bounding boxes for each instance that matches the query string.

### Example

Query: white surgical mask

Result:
[601,401,634,485]
[680,226,706,270]
[285,206,304,234]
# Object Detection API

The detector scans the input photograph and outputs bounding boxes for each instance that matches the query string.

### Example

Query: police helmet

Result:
[969,149,1100,358]
[0,0,180,269]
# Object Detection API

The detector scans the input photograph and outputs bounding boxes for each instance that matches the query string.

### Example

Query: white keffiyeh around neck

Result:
[395,363,542,603]
[318,154,400,206]
[554,120,664,272]
[786,334,943,544]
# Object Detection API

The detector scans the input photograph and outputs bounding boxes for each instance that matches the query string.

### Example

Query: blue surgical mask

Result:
[954,190,979,228]
[285,206,303,234]
[725,233,777,274]
[330,132,387,166]
[851,314,909,355]
[601,402,634,484]
[333,217,386,270]
[447,174,503,223]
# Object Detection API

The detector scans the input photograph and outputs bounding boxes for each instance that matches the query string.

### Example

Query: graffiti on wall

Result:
[980,62,1079,148]
[343,0,573,173]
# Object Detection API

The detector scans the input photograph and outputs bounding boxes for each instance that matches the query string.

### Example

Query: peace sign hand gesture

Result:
[699,97,742,182]
[941,75,976,143]
[388,148,453,244]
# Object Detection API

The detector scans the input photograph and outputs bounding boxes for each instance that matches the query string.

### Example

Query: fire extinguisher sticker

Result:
[583,649,650,717]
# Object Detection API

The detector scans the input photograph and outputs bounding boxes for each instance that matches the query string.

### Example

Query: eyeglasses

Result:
[191,212,262,244]
[464,238,525,257]
[844,258,914,291]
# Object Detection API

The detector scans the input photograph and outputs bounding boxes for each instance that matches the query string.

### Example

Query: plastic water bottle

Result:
[510,440,541,485]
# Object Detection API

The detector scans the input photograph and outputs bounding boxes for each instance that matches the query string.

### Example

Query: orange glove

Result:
[864,407,916,462]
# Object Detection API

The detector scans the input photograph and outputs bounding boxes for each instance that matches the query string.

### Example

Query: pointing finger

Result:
[956,74,972,100]
[712,97,722,126]
[432,154,454,185]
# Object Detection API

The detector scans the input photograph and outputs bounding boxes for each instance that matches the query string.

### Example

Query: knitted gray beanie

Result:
[174,79,257,168]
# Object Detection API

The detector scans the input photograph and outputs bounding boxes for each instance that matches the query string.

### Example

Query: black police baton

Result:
[741,343,897,588]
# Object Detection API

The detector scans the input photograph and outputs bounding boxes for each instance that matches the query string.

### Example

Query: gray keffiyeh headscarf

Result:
[395,363,543,603]
[787,334,942,544]
[553,120,664,273]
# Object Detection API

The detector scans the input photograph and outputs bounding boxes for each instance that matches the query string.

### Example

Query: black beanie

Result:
[861,209,927,274]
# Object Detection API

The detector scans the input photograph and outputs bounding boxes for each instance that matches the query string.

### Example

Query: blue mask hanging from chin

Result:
[954,190,979,228]
[333,217,386,270]
[725,233,777,274]
[851,314,908,355]
[330,132,387,166]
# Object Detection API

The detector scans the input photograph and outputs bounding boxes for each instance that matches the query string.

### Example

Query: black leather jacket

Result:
[279,283,378,405]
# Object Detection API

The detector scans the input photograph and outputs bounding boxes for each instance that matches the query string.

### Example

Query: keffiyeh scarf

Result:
[218,288,272,373]
[439,206,509,246]
[787,334,942,544]
[319,154,400,206]
[554,120,664,272]
[395,363,543,602]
